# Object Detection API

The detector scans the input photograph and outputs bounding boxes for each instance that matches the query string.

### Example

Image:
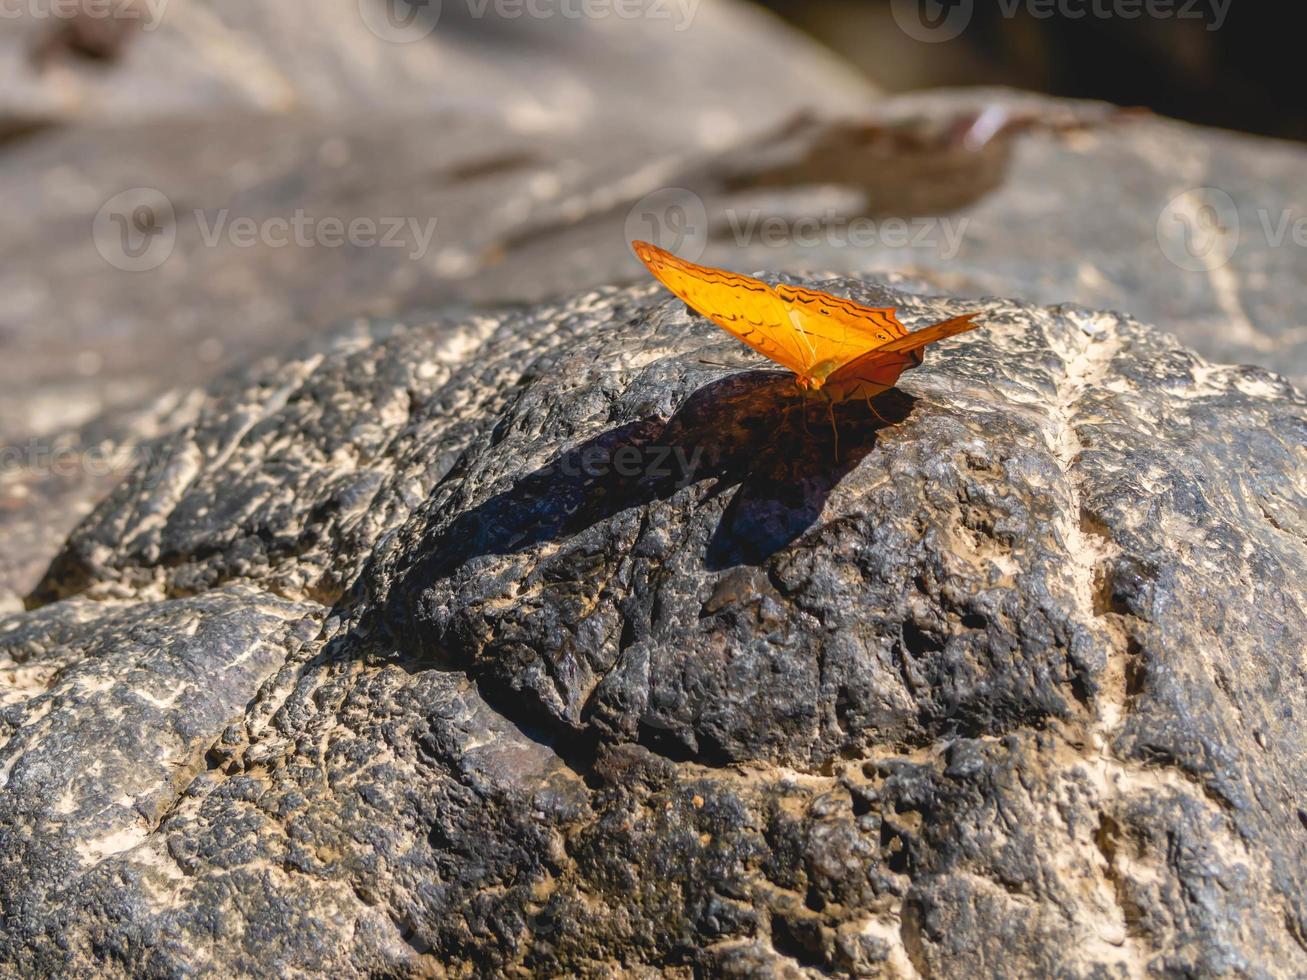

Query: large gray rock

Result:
[5,273,1305,975]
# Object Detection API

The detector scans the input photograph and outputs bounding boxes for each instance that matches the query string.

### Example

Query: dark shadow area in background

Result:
[405,372,917,588]
[758,0,1305,143]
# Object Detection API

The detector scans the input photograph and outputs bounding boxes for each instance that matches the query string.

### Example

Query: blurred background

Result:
[1,0,1303,606]
[760,1,1304,142]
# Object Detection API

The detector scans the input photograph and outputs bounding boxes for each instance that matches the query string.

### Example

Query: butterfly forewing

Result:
[774,283,908,372]
[633,241,812,377]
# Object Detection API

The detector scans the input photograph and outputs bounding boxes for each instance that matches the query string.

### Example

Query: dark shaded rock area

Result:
[4,272,1306,975]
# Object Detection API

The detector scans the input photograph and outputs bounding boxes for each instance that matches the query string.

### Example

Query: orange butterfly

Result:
[633,241,980,407]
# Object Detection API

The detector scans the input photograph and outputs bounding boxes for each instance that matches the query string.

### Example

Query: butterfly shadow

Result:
[693,373,918,569]
[407,371,918,590]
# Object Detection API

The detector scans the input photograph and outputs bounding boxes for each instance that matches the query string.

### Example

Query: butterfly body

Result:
[632,240,979,399]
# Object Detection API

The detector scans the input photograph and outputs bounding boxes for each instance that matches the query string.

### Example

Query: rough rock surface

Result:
[4,274,1306,975]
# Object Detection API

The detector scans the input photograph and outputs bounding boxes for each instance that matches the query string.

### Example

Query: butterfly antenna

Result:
[697,358,739,369]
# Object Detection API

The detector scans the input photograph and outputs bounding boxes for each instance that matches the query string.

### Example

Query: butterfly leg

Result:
[863,393,891,428]
[826,392,840,464]
[791,388,812,441]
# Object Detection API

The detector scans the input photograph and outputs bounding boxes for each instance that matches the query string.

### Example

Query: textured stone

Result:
[4,273,1305,975]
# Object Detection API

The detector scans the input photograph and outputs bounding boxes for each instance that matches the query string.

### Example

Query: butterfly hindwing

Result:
[826,313,982,401]
[824,350,918,402]
[874,313,981,356]
[775,282,907,358]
